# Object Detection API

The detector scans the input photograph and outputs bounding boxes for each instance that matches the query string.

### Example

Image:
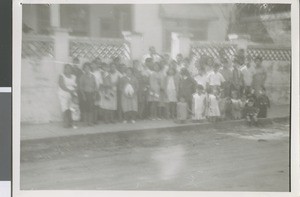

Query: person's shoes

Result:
[72,125,78,129]
[131,120,136,124]
[123,120,127,124]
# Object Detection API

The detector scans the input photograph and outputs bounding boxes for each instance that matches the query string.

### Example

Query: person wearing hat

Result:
[252,55,267,96]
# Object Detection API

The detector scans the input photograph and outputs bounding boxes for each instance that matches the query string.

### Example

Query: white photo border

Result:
[13,0,299,196]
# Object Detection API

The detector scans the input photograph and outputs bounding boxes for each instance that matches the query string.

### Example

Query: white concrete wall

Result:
[132,4,163,55]
[21,58,62,123]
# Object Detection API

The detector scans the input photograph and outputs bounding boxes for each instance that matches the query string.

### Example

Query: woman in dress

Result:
[148,63,161,120]
[99,63,117,123]
[58,64,77,128]
[79,62,97,126]
[164,67,179,119]
[120,67,139,123]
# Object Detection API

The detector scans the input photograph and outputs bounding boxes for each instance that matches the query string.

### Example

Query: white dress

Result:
[166,77,177,102]
[58,74,76,112]
[193,93,206,120]
[206,94,220,117]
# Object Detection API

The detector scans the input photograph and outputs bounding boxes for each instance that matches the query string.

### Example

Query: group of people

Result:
[58,46,271,128]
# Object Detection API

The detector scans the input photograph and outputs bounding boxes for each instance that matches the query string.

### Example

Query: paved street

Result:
[20,120,289,191]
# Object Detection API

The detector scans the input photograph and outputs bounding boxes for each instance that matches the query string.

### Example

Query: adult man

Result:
[219,58,233,97]
[252,55,267,95]
[240,55,255,95]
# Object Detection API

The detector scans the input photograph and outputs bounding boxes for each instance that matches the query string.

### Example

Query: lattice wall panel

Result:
[22,38,54,59]
[70,39,131,60]
[191,42,237,60]
[247,47,291,61]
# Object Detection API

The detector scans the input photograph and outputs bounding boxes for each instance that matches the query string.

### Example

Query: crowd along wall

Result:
[21,32,131,123]
[189,39,291,105]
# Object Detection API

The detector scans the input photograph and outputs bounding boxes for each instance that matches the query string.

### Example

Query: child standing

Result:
[206,87,221,122]
[192,85,206,122]
[256,87,270,118]
[177,97,188,124]
[244,98,259,126]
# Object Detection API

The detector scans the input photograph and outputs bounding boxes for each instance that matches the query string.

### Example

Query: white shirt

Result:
[240,65,255,86]
[91,70,103,89]
[194,74,208,89]
[207,72,225,86]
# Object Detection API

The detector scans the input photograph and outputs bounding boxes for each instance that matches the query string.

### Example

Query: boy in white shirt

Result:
[207,63,225,89]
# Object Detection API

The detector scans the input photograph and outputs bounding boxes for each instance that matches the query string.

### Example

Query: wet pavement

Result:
[20,121,290,191]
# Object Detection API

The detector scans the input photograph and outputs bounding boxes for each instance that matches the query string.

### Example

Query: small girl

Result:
[176,97,189,124]
[192,85,206,122]
[206,87,221,122]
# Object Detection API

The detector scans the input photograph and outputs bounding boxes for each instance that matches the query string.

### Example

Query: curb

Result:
[21,116,290,143]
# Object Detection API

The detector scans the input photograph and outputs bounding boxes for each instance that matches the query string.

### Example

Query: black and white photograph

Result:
[13,0,299,196]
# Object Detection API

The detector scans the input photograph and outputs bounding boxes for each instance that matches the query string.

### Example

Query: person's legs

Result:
[103,109,109,124]
[123,111,128,123]
[132,111,137,122]
[67,109,73,127]
[63,110,71,128]
[110,110,115,123]
[77,92,85,122]
[153,101,158,119]
[172,102,177,119]
[149,101,154,119]
[246,115,251,126]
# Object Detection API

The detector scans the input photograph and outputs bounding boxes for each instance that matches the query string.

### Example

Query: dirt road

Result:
[20,121,289,191]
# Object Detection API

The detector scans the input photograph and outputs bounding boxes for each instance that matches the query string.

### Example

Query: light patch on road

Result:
[151,145,185,180]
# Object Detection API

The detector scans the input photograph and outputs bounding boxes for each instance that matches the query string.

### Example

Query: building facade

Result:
[23,4,232,54]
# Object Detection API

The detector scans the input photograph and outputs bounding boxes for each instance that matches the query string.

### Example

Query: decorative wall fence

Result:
[69,37,131,60]
[22,35,131,61]
[22,35,54,59]
[190,41,237,60]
